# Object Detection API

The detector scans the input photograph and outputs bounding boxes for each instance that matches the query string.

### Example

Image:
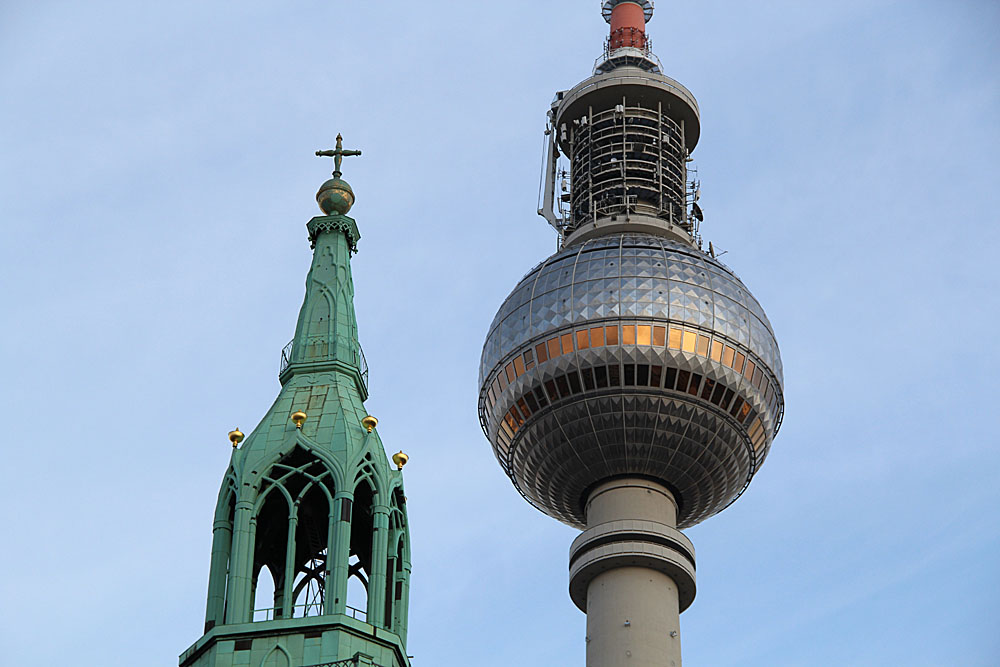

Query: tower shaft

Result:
[571,479,695,666]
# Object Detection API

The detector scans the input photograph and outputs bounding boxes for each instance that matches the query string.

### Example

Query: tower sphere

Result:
[478,234,784,529]
[316,176,355,215]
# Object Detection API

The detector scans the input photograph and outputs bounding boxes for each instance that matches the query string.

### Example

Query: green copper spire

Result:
[182,139,412,667]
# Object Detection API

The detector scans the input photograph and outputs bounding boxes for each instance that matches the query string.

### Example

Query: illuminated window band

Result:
[481,322,782,459]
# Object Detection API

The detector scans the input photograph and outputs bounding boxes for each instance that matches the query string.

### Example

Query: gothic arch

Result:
[258,643,291,667]
[247,447,338,621]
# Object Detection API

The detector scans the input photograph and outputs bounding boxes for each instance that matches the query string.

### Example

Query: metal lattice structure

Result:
[567,104,688,232]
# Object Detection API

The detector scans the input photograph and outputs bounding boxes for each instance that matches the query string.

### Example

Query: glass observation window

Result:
[622,325,636,345]
[606,325,619,345]
[638,325,652,346]
[682,331,697,353]
[535,342,548,363]
[590,326,605,347]
[561,333,574,355]
[696,334,710,357]
[653,325,666,347]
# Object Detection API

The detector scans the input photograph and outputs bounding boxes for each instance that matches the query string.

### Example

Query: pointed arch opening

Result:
[345,475,375,621]
[250,446,336,622]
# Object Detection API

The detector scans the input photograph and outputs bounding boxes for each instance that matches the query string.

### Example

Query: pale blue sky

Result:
[1,1,998,665]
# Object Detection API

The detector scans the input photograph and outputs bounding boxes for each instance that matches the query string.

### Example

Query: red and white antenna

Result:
[602,0,654,51]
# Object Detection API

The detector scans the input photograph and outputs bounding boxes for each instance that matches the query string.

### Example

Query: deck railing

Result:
[279,339,369,391]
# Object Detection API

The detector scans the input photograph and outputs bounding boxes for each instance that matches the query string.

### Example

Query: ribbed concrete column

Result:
[569,478,696,667]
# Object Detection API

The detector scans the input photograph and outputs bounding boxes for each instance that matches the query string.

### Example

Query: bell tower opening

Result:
[250,446,336,621]
[346,478,375,619]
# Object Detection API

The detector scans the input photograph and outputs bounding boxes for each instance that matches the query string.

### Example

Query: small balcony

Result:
[280,339,369,392]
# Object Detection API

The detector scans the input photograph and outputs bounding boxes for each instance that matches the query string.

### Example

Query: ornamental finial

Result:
[315,134,361,216]
[315,133,362,178]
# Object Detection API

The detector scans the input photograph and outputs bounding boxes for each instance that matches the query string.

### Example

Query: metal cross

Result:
[315,133,362,178]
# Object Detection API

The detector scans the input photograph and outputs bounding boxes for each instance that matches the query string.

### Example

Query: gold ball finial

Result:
[392,450,409,470]
[229,428,245,448]
[361,415,378,433]
[291,411,307,429]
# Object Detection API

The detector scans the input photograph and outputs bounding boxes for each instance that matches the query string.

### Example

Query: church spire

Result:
[280,137,366,396]
[181,138,412,667]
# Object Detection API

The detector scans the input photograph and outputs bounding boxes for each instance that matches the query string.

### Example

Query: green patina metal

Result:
[181,143,412,667]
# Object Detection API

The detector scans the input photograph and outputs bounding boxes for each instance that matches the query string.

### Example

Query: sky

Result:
[1,1,998,665]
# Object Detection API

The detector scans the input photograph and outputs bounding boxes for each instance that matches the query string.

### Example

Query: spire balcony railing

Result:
[252,603,368,623]
[280,339,369,391]
[304,657,387,667]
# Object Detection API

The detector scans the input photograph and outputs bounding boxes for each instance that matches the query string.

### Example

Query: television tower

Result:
[477,3,784,665]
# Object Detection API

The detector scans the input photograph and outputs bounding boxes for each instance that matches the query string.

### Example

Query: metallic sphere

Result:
[316,177,355,216]
[478,233,784,529]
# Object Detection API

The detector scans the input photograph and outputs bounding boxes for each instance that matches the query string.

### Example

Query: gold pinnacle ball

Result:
[228,428,245,448]
[362,415,378,433]
[392,450,409,470]
[291,411,307,429]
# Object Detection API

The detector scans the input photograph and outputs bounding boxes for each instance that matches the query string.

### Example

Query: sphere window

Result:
[561,334,574,355]
[701,378,716,401]
[696,334,710,357]
[710,341,723,362]
[605,325,619,345]
[533,387,549,408]
[590,327,606,347]
[682,331,697,353]
[638,325,652,346]
[535,342,549,363]
[668,328,683,350]
[577,330,591,349]
[653,326,666,347]
[544,380,560,402]
[622,325,636,345]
